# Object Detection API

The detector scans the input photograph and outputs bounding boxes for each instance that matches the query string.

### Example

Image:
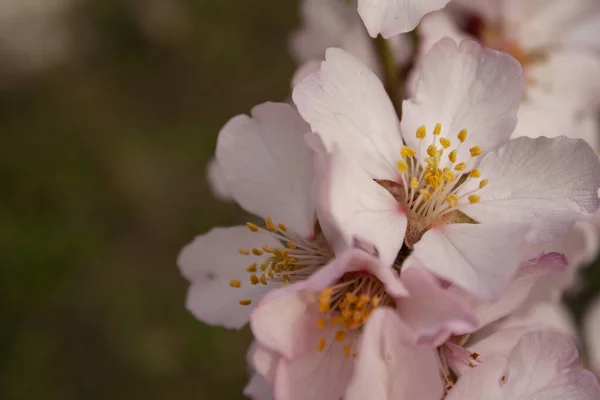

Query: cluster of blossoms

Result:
[182,1,600,399]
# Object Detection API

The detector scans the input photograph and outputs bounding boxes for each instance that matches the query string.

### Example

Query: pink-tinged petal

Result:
[444,356,507,400]
[215,102,315,237]
[274,333,354,400]
[526,368,600,400]
[292,60,322,89]
[317,146,407,267]
[178,226,280,329]
[473,253,568,328]
[458,136,600,243]
[397,268,477,347]
[248,342,280,383]
[345,308,443,400]
[584,295,600,374]
[497,302,578,340]
[410,223,527,301]
[402,38,523,164]
[244,373,273,400]
[357,0,451,38]
[206,157,233,202]
[292,48,403,181]
[563,12,600,53]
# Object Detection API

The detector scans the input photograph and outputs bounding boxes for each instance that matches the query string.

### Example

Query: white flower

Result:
[290,0,411,86]
[205,157,233,202]
[292,38,600,300]
[178,102,338,329]
[357,0,452,38]
[584,295,600,377]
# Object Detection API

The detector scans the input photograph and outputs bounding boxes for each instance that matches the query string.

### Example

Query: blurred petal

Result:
[584,295,600,374]
[206,157,233,201]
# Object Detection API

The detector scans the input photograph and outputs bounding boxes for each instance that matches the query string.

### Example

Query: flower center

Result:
[315,272,394,358]
[395,124,488,223]
[229,217,332,306]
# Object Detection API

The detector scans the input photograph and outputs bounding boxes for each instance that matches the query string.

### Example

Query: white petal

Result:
[317,146,407,267]
[563,12,600,53]
[402,38,523,164]
[444,356,506,400]
[410,223,527,300]
[205,157,233,201]
[458,136,600,243]
[215,102,315,237]
[584,295,600,374]
[526,368,600,400]
[244,374,273,400]
[357,0,451,38]
[472,253,568,328]
[345,308,444,400]
[293,48,403,181]
[178,226,279,329]
[248,342,279,383]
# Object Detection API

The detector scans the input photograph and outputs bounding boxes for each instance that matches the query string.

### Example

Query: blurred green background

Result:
[0,1,299,398]
[1,1,599,399]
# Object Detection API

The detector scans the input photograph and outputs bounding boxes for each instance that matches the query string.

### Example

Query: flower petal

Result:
[345,308,444,400]
[244,374,273,400]
[563,12,600,53]
[316,145,407,267]
[410,223,527,300]
[206,157,233,201]
[357,0,451,38]
[215,102,315,237]
[293,48,403,181]
[178,226,280,329]
[584,295,600,375]
[397,268,477,347]
[402,38,523,165]
[458,136,600,243]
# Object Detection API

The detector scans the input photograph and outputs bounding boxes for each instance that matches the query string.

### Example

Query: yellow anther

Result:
[416,125,426,139]
[396,160,409,173]
[469,146,482,157]
[283,275,291,285]
[446,194,460,208]
[454,162,467,171]
[448,150,457,163]
[425,157,436,167]
[318,302,330,313]
[239,300,252,306]
[260,262,269,271]
[265,217,277,232]
[318,337,326,352]
[433,123,442,135]
[319,288,333,301]
[401,146,416,158]
[410,177,419,189]
[344,344,352,359]
[317,318,327,329]
[457,129,468,143]
[262,244,275,253]
[252,248,263,256]
[249,274,259,285]
[259,273,268,285]
[238,248,250,255]
[419,188,431,198]
[439,137,452,148]
[479,179,489,189]
[277,222,288,232]
[372,297,380,307]
[286,241,296,249]
[469,169,481,178]
[345,293,358,303]
[443,170,455,182]
[331,316,343,326]
[246,263,257,272]
[268,269,274,279]
[468,195,481,204]
[246,223,259,232]
[229,279,241,288]
[357,294,371,307]
[427,144,437,157]
[335,330,348,342]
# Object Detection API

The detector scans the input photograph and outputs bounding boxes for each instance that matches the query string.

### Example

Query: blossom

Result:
[357,0,452,38]
[178,102,337,329]
[206,157,233,202]
[584,295,600,378]
[290,0,411,86]
[293,38,600,300]
[250,247,477,400]
[445,330,600,399]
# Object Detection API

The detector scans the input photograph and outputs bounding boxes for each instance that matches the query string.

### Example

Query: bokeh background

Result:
[1,1,599,399]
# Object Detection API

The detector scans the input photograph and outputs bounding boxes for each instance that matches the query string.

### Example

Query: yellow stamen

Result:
[317,318,327,329]
[439,137,451,148]
[419,189,431,200]
[416,125,426,139]
[335,330,348,342]
[239,300,252,306]
[259,273,268,285]
[286,241,296,249]
[410,177,419,189]
[401,146,416,158]
[443,170,455,182]
[283,275,291,285]
[246,263,257,272]
[454,162,467,171]
[427,145,437,157]
[397,160,409,173]
[344,344,352,359]
[238,248,250,255]
[479,179,489,189]
[318,337,326,352]
[433,123,442,135]
[469,146,482,157]
[446,194,460,208]
[318,302,330,313]
[262,244,275,253]
[448,150,457,163]
[249,274,259,285]
[229,279,241,288]
[457,129,468,143]
[278,222,288,232]
[265,216,276,232]
[246,223,259,232]
[372,297,380,307]
[468,195,481,204]
[469,169,481,178]
[252,248,263,256]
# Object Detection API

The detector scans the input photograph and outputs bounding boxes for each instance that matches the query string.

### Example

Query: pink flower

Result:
[292,38,600,301]
[250,247,477,400]
[445,330,600,400]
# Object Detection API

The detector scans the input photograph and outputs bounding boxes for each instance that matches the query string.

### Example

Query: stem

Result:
[374,35,401,118]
